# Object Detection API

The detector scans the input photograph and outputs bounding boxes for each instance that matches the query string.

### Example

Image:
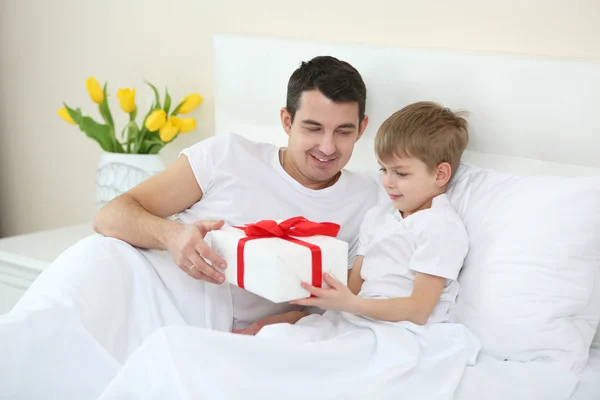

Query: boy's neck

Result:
[399,192,445,218]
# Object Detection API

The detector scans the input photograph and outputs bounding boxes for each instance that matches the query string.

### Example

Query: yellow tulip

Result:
[57,107,76,125]
[116,88,136,113]
[179,118,196,133]
[86,77,104,104]
[145,109,167,131]
[169,116,182,128]
[177,93,203,114]
[159,117,181,142]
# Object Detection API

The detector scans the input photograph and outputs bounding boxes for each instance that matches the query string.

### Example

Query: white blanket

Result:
[0,235,581,399]
[0,235,233,399]
[97,312,481,399]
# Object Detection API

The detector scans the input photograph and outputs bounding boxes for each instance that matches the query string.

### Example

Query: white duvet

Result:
[0,235,581,399]
[97,312,480,399]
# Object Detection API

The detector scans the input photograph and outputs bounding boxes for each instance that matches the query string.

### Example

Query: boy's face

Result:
[280,90,368,188]
[378,156,450,217]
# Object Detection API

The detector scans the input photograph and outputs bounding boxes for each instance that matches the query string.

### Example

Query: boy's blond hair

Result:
[375,101,469,177]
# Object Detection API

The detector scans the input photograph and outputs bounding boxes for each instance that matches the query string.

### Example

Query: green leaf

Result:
[163,89,172,115]
[122,121,138,139]
[99,82,115,129]
[137,133,164,154]
[64,104,83,125]
[148,143,164,154]
[145,81,161,109]
[146,129,160,141]
[96,82,122,152]
[134,127,148,154]
[113,140,124,153]
[126,121,140,137]
[64,104,116,152]
[79,116,115,152]
[170,101,183,116]
[125,121,139,153]
[130,107,138,122]
[137,138,151,154]
[140,138,164,155]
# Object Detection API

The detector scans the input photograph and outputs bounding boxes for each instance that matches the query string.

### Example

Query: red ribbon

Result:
[234,217,340,294]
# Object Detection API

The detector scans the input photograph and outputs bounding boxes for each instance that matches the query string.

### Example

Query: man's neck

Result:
[280,149,340,190]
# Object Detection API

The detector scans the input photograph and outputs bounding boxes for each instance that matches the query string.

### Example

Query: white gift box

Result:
[208,222,349,303]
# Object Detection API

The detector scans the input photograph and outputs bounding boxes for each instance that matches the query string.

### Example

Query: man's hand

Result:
[166,220,227,283]
[290,273,359,313]
[232,311,309,335]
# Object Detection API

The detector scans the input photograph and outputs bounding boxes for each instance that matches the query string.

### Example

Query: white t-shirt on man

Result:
[357,194,468,323]
[178,133,379,329]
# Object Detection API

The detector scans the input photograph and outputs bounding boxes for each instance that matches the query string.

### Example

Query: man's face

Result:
[280,90,368,187]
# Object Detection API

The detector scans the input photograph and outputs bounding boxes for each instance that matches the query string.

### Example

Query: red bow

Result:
[234,217,341,294]
[237,216,340,238]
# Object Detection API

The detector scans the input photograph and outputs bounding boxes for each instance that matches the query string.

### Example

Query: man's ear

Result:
[280,107,292,135]
[356,115,369,141]
[436,162,452,187]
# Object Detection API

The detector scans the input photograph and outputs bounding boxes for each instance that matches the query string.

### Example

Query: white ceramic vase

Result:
[96,152,166,208]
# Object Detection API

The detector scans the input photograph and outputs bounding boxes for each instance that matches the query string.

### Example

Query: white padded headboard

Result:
[213,34,600,177]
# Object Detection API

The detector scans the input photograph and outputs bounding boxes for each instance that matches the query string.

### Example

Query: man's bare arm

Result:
[93,155,226,283]
[94,156,200,249]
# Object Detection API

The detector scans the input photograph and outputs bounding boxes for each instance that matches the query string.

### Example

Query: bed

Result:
[1,33,597,400]
[213,34,600,399]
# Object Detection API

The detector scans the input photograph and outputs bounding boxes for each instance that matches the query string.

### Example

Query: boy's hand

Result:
[290,273,359,313]
[231,310,308,335]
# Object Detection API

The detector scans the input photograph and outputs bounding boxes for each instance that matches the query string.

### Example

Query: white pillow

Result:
[446,163,600,373]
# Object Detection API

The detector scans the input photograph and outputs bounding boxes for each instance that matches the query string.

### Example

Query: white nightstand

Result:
[0,224,95,314]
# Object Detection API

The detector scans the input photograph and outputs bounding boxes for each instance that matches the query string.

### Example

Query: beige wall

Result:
[1,0,599,237]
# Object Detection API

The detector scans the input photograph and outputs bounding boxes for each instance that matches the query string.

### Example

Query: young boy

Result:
[243,101,470,335]
[290,101,469,325]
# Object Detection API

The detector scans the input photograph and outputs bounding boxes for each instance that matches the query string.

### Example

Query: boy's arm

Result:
[291,271,446,325]
[293,214,467,325]
[347,204,373,294]
[349,272,446,325]
[348,256,365,295]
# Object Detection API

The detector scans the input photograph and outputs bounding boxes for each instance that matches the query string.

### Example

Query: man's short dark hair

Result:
[286,56,367,123]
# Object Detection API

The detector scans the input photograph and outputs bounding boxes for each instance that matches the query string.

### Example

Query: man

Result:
[0,56,379,399]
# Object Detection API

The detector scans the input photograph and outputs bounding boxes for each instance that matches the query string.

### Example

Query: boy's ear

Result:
[436,162,452,187]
